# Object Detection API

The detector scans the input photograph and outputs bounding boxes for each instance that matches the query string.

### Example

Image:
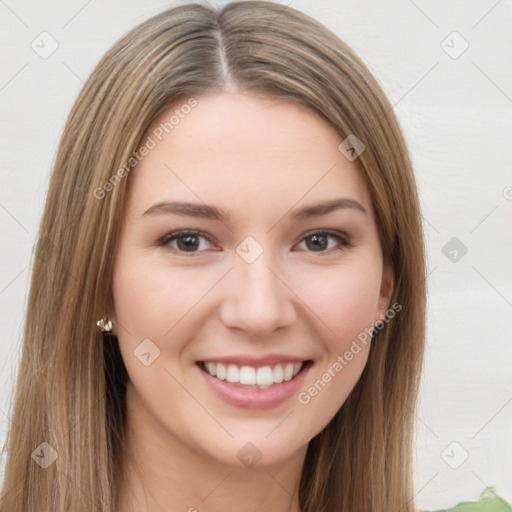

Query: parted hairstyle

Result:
[0,2,426,511]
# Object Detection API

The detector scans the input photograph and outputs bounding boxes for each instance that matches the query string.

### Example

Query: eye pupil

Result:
[307,234,327,251]
[178,234,199,251]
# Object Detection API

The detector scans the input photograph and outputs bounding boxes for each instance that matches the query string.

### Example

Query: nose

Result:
[218,248,297,338]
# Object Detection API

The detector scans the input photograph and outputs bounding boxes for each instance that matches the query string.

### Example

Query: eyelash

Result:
[156,229,352,256]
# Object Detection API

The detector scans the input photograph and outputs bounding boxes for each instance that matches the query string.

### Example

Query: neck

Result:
[116,382,306,512]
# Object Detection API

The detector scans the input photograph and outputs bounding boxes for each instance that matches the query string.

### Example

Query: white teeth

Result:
[226,364,239,383]
[205,362,216,377]
[283,363,294,381]
[202,361,305,387]
[256,366,274,386]
[273,364,284,383]
[216,363,227,380]
[239,366,256,385]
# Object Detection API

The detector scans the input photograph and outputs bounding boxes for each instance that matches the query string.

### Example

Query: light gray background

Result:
[1,0,511,509]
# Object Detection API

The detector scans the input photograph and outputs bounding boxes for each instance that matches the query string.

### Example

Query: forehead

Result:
[125,92,373,221]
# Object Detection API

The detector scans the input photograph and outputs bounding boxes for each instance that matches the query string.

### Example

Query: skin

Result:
[110,90,394,512]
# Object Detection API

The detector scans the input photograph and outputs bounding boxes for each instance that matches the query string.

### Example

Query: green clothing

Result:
[426,487,512,512]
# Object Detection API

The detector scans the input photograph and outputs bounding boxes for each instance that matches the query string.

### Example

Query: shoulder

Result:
[419,487,512,512]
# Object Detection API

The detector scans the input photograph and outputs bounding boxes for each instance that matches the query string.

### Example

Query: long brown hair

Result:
[0,2,426,511]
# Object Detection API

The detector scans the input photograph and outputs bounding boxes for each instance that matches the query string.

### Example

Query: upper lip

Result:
[196,355,312,368]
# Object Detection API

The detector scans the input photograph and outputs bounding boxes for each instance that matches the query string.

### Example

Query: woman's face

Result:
[111,91,393,468]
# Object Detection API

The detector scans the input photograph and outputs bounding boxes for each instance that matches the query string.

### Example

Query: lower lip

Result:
[196,362,312,410]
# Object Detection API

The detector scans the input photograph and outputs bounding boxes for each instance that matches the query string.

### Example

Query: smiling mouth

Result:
[197,360,313,389]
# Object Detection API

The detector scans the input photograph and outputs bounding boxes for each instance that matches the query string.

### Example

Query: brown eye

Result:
[158,231,214,255]
[157,229,350,256]
[298,231,350,253]
[175,233,200,251]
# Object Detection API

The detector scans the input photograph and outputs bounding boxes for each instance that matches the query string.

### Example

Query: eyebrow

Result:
[142,198,367,222]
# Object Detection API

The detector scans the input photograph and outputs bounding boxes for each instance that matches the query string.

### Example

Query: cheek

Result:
[295,260,382,345]
[111,254,202,410]
[112,252,204,340]
[294,267,379,430]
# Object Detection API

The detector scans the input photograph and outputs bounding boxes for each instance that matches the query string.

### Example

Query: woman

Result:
[1,2,426,511]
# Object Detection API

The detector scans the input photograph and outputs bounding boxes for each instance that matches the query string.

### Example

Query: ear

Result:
[374,262,394,325]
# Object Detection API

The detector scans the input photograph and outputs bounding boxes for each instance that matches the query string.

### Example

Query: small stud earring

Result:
[96,316,113,333]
